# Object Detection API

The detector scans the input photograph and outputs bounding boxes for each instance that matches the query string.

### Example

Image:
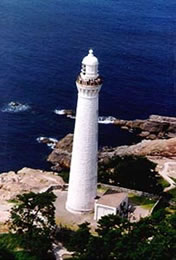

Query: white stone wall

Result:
[66,83,101,213]
[94,204,116,221]
[94,196,128,221]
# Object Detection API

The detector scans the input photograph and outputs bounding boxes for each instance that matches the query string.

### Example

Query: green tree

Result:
[98,156,163,194]
[10,191,57,259]
[67,210,176,260]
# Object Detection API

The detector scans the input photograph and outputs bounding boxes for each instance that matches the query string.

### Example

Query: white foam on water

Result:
[67,115,76,119]
[54,108,116,124]
[1,102,31,113]
[98,116,116,124]
[36,136,58,149]
[54,109,66,115]
[67,115,116,123]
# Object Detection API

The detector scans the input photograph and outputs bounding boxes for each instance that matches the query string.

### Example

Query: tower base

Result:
[66,203,94,214]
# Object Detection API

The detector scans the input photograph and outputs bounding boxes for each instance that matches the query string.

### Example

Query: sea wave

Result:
[98,116,116,124]
[54,109,116,124]
[1,102,30,113]
[54,109,66,115]
[67,115,76,119]
[36,136,58,149]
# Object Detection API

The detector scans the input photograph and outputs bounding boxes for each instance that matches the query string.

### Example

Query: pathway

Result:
[158,162,176,192]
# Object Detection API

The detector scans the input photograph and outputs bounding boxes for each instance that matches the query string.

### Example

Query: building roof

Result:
[82,49,99,66]
[96,192,127,208]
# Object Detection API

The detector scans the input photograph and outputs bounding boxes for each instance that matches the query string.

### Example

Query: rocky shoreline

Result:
[47,133,176,172]
[46,114,176,171]
[1,114,176,223]
[114,114,176,140]
[0,168,66,223]
[55,111,176,140]
[0,168,66,201]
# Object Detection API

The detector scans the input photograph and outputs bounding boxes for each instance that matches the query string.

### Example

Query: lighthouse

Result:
[66,49,103,213]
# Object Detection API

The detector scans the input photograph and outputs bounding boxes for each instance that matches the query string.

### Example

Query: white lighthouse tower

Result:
[66,49,103,213]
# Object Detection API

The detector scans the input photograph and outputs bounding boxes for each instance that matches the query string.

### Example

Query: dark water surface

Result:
[0,0,175,171]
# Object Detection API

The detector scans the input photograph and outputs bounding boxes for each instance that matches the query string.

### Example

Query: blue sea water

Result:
[0,0,175,172]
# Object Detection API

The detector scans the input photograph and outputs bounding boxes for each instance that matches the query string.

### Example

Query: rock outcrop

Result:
[0,167,65,201]
[47,134,73,171]
[101,137,176,158]
[48,134,176,171]
[114,115,176,140]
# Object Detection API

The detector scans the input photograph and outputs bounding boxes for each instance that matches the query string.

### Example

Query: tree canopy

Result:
[98,155,163,194]
[9,191,57,259]
[66,210,176,260]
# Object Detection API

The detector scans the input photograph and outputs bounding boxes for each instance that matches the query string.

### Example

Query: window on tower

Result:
[82,64,86,75]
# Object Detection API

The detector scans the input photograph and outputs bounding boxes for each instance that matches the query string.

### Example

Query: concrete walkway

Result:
[158,162,176,192]
[53,243,73,260]
[54,190,97,229]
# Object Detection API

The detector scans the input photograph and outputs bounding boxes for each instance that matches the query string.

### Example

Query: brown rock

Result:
[114,115,176,140]
[48,132,176,172]
[147,134,157,140]
[0,168,65,201]
[63,109,75,116]
[55,133,73,152]
[47,134,73,170]
[139,131,150,138]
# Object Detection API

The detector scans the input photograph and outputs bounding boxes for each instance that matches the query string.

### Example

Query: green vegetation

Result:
[171,177,176,183]
[7,199,20,205]
[58,210,176,260]
[167,188,176,213]
[168,188,176,200]
[98,155,163,194]
[2,191,57,260]
[97,184,109,194]
[57,171,69,183]
[128,194,156,210]
[157,177,170,189]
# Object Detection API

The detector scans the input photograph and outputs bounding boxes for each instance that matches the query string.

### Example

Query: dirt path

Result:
[158,162,176,192]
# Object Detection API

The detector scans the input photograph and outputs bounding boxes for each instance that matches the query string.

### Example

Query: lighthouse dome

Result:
[81,49,99,80]
[82,49,99,66]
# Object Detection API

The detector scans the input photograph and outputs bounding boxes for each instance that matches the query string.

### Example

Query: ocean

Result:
[0,0,175,172]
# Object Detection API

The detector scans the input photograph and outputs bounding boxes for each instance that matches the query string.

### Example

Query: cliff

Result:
[47,134,176,171]
[0,167,65,222]
[0,167,65,201]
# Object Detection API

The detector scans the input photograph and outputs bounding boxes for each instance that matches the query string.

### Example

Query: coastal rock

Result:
[63,109,75,116]
[0,168,65,201]
[47,134,73,171]
[48,134,176,171]
[114,115,176,140]
[101,137,176,159]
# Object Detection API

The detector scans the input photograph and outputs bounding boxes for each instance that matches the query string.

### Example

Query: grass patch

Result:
[55,217,78,231]
[171,177,176,183]
[57,171,69,183]
[141,204,155,210]
[0,234,55,260]
[157,177,170,189]
[168,188,176,202]
[128,194,156,210]
[7,199,20,204]
[97,184,108,194]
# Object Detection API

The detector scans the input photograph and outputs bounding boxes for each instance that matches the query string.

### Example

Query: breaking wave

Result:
[54,109,66,115]
[98,116,116,124]
[1,102,30,113]
[36,136,58,149]
[54,109,116,124]
[67,115,76,119]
